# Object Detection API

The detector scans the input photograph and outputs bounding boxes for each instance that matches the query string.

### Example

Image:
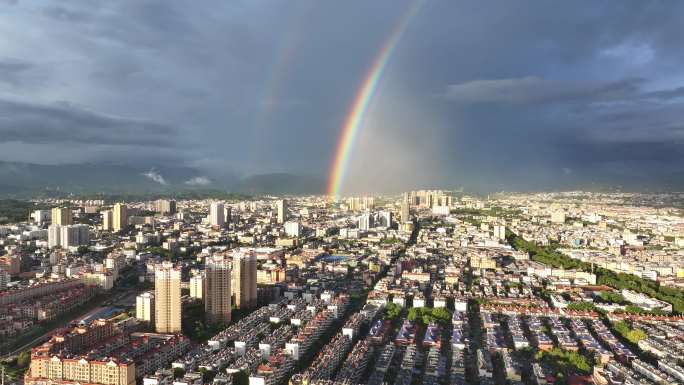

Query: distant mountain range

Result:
[0,161,327,197]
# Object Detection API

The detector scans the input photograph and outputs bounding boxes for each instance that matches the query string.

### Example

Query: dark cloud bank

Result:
[0,0,683,195]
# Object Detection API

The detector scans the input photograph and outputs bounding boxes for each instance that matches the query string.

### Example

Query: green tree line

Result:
[507,231,684,314]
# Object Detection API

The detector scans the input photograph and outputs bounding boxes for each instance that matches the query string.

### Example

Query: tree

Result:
[16,351,30,368]
[566,302,596,312]
[384,303,402,320]
[173,368,185,379]
[431,307,452,326]
[233,370,249,385]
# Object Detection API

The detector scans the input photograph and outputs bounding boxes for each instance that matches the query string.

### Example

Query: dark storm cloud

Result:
[0,0,683,192]
[0,98,177,146]
[0,58,32,85]
[444,77,645,104]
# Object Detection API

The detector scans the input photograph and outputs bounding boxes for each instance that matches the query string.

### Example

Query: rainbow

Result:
[327,1,423,198]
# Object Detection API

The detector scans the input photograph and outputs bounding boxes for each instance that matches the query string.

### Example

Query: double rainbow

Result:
[326,1,423,198]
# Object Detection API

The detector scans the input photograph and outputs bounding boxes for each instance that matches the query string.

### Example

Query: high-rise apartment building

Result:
[224,206,232,224]
[189,274,204,299]
[409,190,451,209]
[346,196,375,212]
[154,261,181,333]
[101,210,113,231]
[60,224,90,248]
[32,210,51,224]
[359,214,374,231]
[113,203,128,232]
[285,221,302,237]
[48,224,62,248]
[136,291,155,323]
[0,268,9,290]
[276,200,288,224]
[209,202,225,227]
[155,199,177,215]
[231,251,257,309]
[401,202,411,222]
[51,207,73,226]
[205,255,232,325]
[493,225,506,240]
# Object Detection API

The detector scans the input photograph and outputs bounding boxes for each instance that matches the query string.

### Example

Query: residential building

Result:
[136,291,155,323]
[189,274,203,299]
[209,202,225,227]
[359,214,374,231]
[113,203,129,232]
[205,255,232,325]
[102,210,113,231]
[48,224,62,248]
[60,224,90,248]
[155,199,177,215]
[155,262,181,333]
[285,221,302,237]
[493,225,506,240]
[0,268,9,290]
[231,251,257,309]
[276,200,288,224]
[51,207,73,226]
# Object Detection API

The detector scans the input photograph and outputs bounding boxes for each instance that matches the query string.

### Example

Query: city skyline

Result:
[1,190,684,385]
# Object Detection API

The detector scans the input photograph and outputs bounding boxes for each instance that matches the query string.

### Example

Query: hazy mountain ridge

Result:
[0,162,326,197]
[0,161,681,198]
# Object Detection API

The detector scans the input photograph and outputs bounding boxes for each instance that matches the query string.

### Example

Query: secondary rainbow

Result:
[327,1,423,198]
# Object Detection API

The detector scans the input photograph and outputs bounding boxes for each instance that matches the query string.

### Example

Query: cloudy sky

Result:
[0,0,683,193]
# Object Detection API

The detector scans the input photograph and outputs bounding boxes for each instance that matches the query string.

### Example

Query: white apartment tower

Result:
[209,202,225,227]
[60,224,90,248]
[136,291,155,323]
[189,274,204,299]
[276,200,288,224]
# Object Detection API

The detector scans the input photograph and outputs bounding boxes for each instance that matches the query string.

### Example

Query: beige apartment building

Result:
[231,251,257,309]
[154,262,181,333]
[26,357,135,385]
[112,203,128,232]
[51,207,73,226]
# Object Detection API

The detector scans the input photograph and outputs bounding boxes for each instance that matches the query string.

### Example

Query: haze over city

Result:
[0,0,683,195]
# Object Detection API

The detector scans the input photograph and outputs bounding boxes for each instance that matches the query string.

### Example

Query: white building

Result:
[60,224,90,248]
[101,210,113,231]
[276,200,288,224]
[136,291,155,323]
[48,224,62,248]
[209,202,225,227]
[284,221,302,238]
[359,214,374,231]
[493,225,506,240]
[32,210,51,224]
[377,211,393,228]
[189,274,204,299]
[551,211,566,224]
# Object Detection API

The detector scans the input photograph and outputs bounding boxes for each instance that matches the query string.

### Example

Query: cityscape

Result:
[1,1,684,385]
[1,192,684,385]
